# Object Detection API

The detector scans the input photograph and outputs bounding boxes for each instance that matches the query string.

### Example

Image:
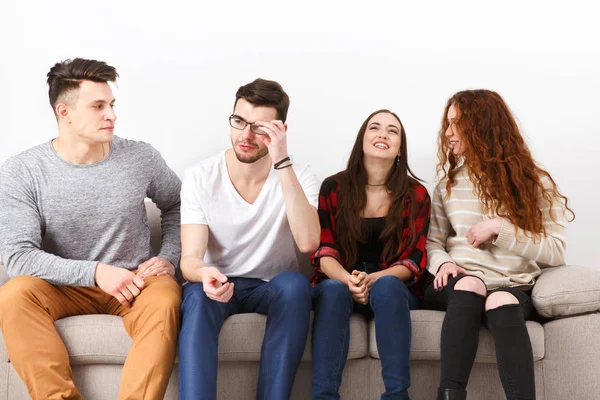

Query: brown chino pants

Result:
[0,274,181,400]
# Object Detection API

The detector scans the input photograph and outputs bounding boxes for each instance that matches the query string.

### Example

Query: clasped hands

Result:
[347,270,376,305]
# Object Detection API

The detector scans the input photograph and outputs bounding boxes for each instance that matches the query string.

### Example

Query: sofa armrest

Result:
[532,265,600,318]
[542,312,600,399]
[0,264,9,287]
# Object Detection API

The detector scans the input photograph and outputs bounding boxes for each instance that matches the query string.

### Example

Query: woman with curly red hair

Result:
[423,89,574,400]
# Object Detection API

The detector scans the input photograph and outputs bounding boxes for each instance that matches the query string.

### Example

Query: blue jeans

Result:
[312,276,419,400]
[178,270,312,400]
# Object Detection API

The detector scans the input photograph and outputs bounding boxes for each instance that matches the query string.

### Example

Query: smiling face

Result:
[362,112,402,162]
[444,103,464,156]
[230,98,277,163]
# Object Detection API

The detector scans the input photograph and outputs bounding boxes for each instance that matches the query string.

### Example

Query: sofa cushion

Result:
[56,315,133,365]
[0,311,368,365]
[368,310,545,363]
[0,315,131,365]
[218,312,368,361]
[532,265,600,318]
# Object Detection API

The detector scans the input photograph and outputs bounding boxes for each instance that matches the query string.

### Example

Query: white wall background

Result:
[1,1,598,267]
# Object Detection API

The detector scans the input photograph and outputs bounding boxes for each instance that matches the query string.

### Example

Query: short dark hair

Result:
[46,58,118,113]
[234,78,290,122]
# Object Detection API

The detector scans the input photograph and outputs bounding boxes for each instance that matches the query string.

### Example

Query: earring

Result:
[396,155,400,166]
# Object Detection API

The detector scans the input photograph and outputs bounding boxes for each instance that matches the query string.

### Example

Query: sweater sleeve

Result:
[493,183,568,266]
[146,146,182,267]
[425,184,456,276]
[388,185,431,281]
[0,159,98,286]
[310,179,342,275]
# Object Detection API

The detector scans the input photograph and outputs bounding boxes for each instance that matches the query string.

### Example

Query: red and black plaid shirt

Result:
[310,176,431,299]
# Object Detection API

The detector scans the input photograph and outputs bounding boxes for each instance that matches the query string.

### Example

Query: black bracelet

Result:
[273,156,290,169]
[274,163,293,170]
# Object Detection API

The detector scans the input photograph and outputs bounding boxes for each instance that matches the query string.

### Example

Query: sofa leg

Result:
[437,387,467,400]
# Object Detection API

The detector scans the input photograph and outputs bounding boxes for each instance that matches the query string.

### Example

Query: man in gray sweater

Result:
[0,58,182,400]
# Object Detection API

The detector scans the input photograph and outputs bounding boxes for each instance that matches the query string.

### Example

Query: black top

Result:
[356,217,386,266]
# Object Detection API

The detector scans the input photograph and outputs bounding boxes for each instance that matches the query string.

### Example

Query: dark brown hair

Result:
[335,110,422,268]
[437,89,574,238]
[234,78,290,122]
[46,58,118,113]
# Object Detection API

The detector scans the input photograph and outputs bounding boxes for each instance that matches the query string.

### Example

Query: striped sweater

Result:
[426,166,568,290]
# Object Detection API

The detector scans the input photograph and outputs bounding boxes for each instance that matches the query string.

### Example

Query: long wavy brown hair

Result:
[437,89,574,239]
[334,110,422,268]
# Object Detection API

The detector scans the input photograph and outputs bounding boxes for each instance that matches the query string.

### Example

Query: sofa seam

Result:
[533,288,600,299]
[369,349,544,361]
[57,323,125,328]
[536,301,600,310]
[69,353,126,357]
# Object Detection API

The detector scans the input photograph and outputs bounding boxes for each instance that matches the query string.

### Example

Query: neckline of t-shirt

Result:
[47,139,115,168]
[220,151,277,206]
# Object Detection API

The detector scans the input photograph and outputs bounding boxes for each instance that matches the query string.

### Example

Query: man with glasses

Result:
[178,78,320,399]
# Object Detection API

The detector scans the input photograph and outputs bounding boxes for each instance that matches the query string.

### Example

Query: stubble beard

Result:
[232,141,269,164]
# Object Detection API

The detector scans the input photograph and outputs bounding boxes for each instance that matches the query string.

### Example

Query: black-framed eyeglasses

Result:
[229,114,267,135]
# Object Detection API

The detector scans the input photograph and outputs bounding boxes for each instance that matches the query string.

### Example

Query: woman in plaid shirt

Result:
[310,109,431,400]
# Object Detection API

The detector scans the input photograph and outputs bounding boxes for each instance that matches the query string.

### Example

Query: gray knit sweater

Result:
[0,136,181,286]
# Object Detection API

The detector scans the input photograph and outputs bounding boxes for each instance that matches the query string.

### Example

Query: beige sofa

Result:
[1,204,599,399]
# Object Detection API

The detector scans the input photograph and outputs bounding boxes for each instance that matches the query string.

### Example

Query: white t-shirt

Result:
[181,151,320,281]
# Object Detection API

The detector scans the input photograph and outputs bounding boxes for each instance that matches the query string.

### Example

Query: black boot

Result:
[437,387,467,400]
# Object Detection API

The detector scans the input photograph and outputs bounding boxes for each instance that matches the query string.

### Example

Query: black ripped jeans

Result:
[422,274,535,400]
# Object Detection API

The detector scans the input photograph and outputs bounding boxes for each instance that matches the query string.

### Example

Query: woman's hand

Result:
[466,218,502,248]
[347,271,369,304]
[434,262,468,291]
[353,270,376,289]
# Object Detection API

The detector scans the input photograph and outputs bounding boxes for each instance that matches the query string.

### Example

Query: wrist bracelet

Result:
[274,163,293,170]
[273,156,290,169]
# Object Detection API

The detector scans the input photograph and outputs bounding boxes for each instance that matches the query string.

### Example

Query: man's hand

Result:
[95,263,145,307]
[201,266,234,303]
[254,120,289,164]
[136,256,175,279]
[347,270,369,305]
[466,218,502,248]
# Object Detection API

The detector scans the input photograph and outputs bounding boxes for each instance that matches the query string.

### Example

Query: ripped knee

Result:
[485,291,519,311]
[454,276,486,297]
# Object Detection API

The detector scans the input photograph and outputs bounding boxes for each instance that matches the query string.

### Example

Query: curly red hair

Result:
[437,89,574,239]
